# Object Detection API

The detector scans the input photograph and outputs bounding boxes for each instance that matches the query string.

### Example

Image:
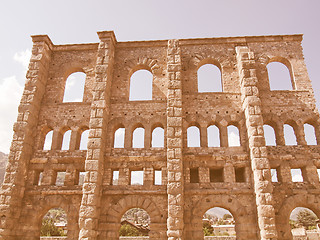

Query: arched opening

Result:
[63,72,86,102]
[263,125,276,146]
[267,61,293,90]
[227,125,240,147]
[41,208,67,237]
[207,125,220,147]
[304,123,317,145]
[61,130,71,150]
[132,127,145,148]
[289,207,319,238]
[129,69,153,101]
[187,126,201,147]
[119,208,150,238]
[197,64,222,92]
[151,127,164,148]
[284,124,297,145]
[203,207,236,237]
[43,130,53,150]
[79,129,89,150]
[114,128,125,148]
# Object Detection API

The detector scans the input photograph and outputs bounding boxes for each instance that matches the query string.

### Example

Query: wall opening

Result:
[114,128,125,148]
[235,167,246,182]
[61,130,71,150]
[79,129,89,150]
[210,168,224,182]
[130,170,144,185]
[271,168,278,182]
[41,208,67,237]
[129,69,153,101]
[284,124,297,145]
[152,127,164,148]
[207,125,220,147]
[63,72,86,102]
[289,207,319,235]
[227,125,240,147]
[34,171,43,185]
[197,64,222,92]
[190,167,199,183]
[291,168,304,182]
[112,170,119,185]
[78,172,86,185]
[120,208,150,238]
[203,207,236,237]
[304,123,317,145]
[264,125,276,146]
[55,172,66,186]
[43,130,53,150]
[132,127,145,148]
[187,126,201,147]
[154,170,162,185]
[267,61,293,90]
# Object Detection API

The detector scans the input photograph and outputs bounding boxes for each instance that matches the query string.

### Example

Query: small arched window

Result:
[227,125,240,147]
[43,130,53,150]
[79,129,89,150]
[129,69,153,101]
[267,61,293,90]
[63,72,86,102]
[187,126,200,147]
[197,64,222,92]
[304,123,317,145]
[114,128,125,148]
[152,127,164,148]
[132,127,145,148]
[263,125,276,146]
[207,125,220,147]
[284,124,297,145]
[61,130,72,150]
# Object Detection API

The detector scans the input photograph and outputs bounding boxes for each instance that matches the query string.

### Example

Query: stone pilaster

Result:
[236,46,278,239]
[78,31,116,240]
[0,35,52,239]
[166,39,184,240]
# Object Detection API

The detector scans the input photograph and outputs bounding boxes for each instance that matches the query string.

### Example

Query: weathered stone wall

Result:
[0,32,319,240]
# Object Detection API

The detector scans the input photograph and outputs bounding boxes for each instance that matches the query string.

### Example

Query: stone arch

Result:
[127,57,160,76]
[39,125,54,150]
[188,195,256,239]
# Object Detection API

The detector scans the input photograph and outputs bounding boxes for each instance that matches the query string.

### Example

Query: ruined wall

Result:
[0,32,319,240]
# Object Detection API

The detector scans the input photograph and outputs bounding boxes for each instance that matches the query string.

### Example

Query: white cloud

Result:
[13,49,32,73]
[0,76,24,153]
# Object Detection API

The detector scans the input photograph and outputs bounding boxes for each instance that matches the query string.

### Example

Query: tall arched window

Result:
[227,125,240,147]
[129,69,153,101]
[132,127,145,148]
[284,124,297,145]
[79,129,89,150]
[41,208,67,237]
[152,127,164,148]
[304,123,317,145]
[207,125,220,147]
[187,126,200,147]
[197,64,222,92]
[267,61,293,90]
[114,127,125,148]
[61,130,71,150]
[63,72,86,102]
[43,130,53,150]
[263,125,276,146]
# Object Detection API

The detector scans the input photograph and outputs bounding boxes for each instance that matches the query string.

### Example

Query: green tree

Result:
[40,218,65,236]
[297,209,318,229]
[119,224,141,236]
[203,221,214,236]
[223,214,232,220]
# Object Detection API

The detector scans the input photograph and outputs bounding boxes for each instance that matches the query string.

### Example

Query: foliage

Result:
[40,218,66,236]
[297,209,318,229]
[223,214,232,220]
[119,223,141,236]
[289,219,299,229]
[203,221,214,236]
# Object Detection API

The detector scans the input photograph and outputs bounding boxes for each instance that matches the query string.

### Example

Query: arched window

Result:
[187,126,200,147]
[114,128,125,148]
[41,208,67,237]
[284,124,297,145]
[289,207,318,233]
[79,129,89,150]
[61,130,71,150]
[207,125,220,147]
[63,72,86,102]
[197,64,222,92]
[267,62,293,90]
[227,125,240,147]
[129,69,153,101]
[132,127,145,148]
[263,125,276,146]
[152,127,164,148]
[43,130,53,150]
[304,123,317,145]
[120,208,150,237]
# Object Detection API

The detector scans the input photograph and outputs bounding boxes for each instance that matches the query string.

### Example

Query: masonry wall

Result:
[0,32,319,240]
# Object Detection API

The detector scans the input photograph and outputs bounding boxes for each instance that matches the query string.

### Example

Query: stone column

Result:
[78,31,116,240]
[0,35,52,239]
[236,46,278,239]
[166,39,184,240]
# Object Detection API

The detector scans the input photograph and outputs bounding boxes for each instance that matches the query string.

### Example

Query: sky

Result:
[1,0,320,153]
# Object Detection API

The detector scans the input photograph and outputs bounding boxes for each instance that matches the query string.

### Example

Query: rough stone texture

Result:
[0,32,319,240]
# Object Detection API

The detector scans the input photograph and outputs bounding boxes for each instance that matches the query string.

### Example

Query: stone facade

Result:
[0,31,319,240]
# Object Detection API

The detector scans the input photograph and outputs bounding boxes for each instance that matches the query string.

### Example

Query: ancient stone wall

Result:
[0,31,320,240]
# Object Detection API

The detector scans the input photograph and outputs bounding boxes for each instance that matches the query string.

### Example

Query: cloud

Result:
[13,49,32,73]
[0,76,24,153]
